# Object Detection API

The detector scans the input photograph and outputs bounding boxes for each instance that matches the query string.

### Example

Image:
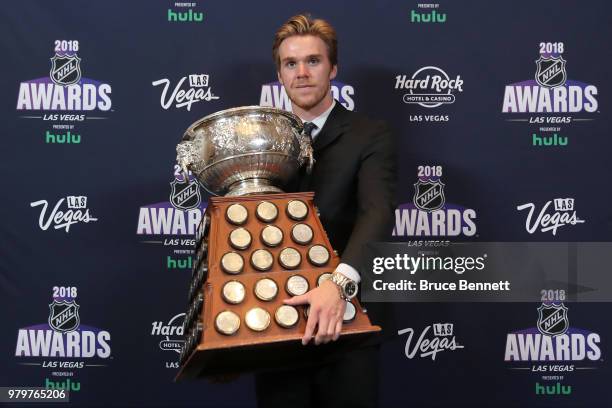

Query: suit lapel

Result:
[312,102,350,152]
[299,102,351,191]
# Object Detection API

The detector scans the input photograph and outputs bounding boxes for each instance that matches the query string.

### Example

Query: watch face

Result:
[344,281,357,298]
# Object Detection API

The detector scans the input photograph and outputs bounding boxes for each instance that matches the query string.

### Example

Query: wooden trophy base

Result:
[176,192,380,381]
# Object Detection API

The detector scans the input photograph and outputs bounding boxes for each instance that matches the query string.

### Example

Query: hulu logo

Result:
[168,9,203,22]
[45,130,81,144]
[167,256,193,270]
[535,382,572,396]
[532,133,568,147]
[45,378,81,392]
[411,10,446,23]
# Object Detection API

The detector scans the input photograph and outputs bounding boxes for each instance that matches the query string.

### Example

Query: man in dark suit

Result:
[255,14,397,408]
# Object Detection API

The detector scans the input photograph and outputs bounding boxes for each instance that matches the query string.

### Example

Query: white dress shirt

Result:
[294,100,362,284]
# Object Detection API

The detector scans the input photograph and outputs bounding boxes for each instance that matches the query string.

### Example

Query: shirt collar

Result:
[297,100,336,140]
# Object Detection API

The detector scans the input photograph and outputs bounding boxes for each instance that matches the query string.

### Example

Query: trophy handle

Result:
[177,140,221,197]
[176,140,198,184]
[295,128,315,174]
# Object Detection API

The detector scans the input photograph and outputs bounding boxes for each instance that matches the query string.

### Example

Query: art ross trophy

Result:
[174,106,380,380]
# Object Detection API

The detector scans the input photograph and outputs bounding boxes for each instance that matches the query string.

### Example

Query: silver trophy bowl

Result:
[176,106,313,197]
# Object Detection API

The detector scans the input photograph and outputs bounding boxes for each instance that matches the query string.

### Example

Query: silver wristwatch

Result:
[330,272,358,301]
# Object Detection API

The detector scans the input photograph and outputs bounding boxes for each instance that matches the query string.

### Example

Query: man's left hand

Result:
[283,280,346,345]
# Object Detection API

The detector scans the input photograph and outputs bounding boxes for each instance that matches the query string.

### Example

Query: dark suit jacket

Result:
[287,102,398,339]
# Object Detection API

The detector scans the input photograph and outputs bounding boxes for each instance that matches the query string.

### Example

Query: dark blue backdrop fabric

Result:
[1,1,610,406]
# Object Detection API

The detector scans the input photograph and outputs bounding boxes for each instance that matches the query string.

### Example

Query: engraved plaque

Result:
[275,305,299,328]
[256,201,279,223]
[279,247,302,269]
[215,310,241,335]
[250,249,274,271]
[307,245,330,266]
[286,200,308,221]
[260,225,283,247]
[222,280,246,304]
[245,307,271,332]
[291,223,313,245]
[254,278,279,301]
[221,252,244,274]
[226,203,248,225]
[229,227,252,250]
[286,274,309,296]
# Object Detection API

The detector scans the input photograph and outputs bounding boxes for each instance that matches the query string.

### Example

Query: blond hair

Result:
[272,14,338,70]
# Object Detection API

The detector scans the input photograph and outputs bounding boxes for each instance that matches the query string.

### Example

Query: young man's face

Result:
[277,35,337,113]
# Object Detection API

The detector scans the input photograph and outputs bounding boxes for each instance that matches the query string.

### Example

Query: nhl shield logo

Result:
[170,179,201,210]
[413,179,445,212]
[535,56,567,88]
[537,303,569,336]
[48,300,80,332]
[50,54,82,86]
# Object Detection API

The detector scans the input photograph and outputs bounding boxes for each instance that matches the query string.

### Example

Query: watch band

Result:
[330,271,356,301]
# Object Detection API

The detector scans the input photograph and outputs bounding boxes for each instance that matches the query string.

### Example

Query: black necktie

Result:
[298,122,317,191]
[302,122,318,142]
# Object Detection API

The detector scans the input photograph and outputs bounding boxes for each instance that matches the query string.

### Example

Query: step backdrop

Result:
[1,1,610,407]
